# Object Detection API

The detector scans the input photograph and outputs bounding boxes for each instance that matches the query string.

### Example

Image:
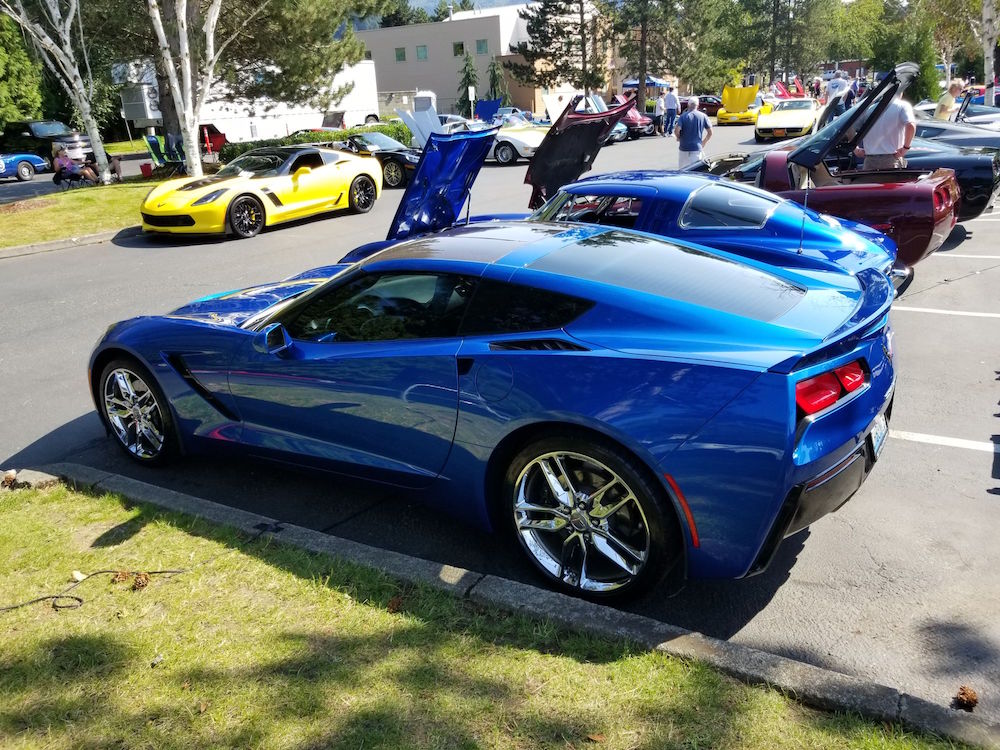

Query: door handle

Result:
[457,357,474,376]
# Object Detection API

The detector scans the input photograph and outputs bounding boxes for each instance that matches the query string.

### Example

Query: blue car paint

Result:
[0,152,47,178]
[91,221,895,581]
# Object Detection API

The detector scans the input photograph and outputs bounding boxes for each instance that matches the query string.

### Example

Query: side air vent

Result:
[489,339,589,352]
[165,354,240,421]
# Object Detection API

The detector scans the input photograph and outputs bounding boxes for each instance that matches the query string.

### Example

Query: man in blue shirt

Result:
[674,96,713,168]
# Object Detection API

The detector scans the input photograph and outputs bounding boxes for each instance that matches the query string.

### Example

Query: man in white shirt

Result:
[654,90,666,135]
[854,93,916,170]
[825,71,849,115]
[664,86,680,138]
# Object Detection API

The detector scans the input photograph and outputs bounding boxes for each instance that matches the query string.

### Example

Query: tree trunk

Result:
[984,0,997,105]
[768,0,779,83]
[580,0,588,96]
[157,72,182,136]
[637,12,648,110]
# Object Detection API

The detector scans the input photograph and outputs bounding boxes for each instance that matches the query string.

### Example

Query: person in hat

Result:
[53,147,98,184]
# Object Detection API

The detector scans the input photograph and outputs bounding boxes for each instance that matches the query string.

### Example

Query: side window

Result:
[541,193,642,229]
[289,152,323,171]
[284,272,477,342]
[460,279,593,336]
[679,183,777,229]
[320,150,341,165]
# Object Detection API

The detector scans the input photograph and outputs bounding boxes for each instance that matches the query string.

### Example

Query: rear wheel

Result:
[365,114,380,124]
[16,161,35,181]
[382,159,406,188]
[495,142,517,165]
[754,132,764,143]
[98,358,176,465]
[349,175,377,212]
[228,195,265,238]
[503,434,681,600]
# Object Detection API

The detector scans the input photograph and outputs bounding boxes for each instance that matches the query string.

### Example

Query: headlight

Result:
[191,188,229,206]
[404,153,420,163]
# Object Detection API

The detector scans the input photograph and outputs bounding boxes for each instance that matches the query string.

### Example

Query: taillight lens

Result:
[795,359,867,416]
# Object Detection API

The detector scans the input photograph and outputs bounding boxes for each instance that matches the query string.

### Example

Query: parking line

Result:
[890,430,999,454]
[893,306,1000,318]
[935,254,1000,259]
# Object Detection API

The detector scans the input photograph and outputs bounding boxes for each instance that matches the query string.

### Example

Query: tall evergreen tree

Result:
[381,0,430,27]
[456,51,479,116]
[487,56,511,105]
[613,0,671,105]
[432,0,474,22]
[662,0,741,92]
[0,14,42,131]
[506,0,604,93]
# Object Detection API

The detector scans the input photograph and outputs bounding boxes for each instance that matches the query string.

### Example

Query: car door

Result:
[269,152,328,218]
[227,270,479,487]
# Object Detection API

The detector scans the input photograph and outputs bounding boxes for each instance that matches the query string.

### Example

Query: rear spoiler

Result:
[770,268,893,374]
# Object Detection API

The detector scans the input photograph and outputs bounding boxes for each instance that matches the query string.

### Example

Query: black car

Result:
[912,109,1000,150]
[334,132,421,188]
[0,120,94,162]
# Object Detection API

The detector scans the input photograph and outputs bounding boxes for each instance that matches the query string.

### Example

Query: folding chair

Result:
[144,135,186,176]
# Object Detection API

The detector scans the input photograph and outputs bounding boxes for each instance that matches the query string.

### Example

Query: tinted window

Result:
[289,152,323,171]
[460,279,593,335]
[531,192,643,229]
[680,183,778,228]
[284,272,477,342]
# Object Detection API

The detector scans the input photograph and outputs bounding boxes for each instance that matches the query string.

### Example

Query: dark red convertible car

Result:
[611,94,655,138]
[685,63,960,267]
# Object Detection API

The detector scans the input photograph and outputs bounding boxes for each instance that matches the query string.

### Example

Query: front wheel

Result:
[349,175,377,212]
[754,132,764,143]
[503,435,681,600]
[228,195,265,238]
[494,142,517,165]
[98,358,177,465]
[16,161,35,181]
[382,159,406,188]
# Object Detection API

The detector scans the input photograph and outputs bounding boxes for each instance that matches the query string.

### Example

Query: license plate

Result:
[869,412,888,459]
[774,128,786,136]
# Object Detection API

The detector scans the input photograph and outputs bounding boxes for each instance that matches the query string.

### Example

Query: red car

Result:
[695,94,722,117]
[685,63,960,268]
[611,94,655,138]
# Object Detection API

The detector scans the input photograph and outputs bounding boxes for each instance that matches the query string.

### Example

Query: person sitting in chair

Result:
[53,148,98,184]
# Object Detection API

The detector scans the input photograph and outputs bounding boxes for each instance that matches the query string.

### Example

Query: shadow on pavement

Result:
[938,224,970,252]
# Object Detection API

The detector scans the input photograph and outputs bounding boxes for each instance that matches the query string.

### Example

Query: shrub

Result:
[218,122,413,162]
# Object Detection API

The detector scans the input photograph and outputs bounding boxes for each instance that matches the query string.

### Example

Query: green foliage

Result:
[872,8,941,102]
[432,0,474,21]
[612,0,672,102]
[380,0,431,26]
[218,123,413,161]
[486,57,511,106]
[506,0,605,91]
[664,0,742,92]
[826,0,885,62]
[0,15,42,132]
[456,52,479,117]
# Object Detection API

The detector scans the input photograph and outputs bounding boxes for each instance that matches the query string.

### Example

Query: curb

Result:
[0,227,142,261]
[10,462,1000,750]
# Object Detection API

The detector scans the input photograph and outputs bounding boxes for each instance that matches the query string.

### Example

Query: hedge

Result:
[218,122,413,162]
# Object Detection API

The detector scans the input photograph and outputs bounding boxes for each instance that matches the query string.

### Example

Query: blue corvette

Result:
[90,211,895,598]
[0,152,48,181]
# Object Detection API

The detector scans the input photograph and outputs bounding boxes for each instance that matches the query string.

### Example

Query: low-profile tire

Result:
[502,434,682,600]
[97,358,177,466]
[16,161,35,181]
[227,195,265,238]
[754,132,764,143]
[382,159,406,188]
[494,142,517,165]
[349,174,377,213]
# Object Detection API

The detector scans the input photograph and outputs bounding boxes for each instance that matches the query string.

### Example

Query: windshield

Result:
[500,114,532,128]
[217,151,286,178]
[774,100,814,111]
[354,132,405,151]
[31,121,73,137]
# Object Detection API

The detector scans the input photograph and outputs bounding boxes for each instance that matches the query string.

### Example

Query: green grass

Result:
[0,485,965,750]
[104,138,155,156]
[0,181,155,249]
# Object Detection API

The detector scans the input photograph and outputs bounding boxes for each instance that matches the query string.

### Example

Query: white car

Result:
[915,100,1000,130]
[488,115,550,165]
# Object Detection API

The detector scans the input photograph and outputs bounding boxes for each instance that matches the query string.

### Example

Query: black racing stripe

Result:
[178,175,236,191]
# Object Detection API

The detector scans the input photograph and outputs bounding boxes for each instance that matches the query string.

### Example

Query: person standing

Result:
[654,89,666,136]
[935,82,962,120]
[825,71,850,115]
[854,92,916,170]
[674,96,712,168]
[664,85,680,138]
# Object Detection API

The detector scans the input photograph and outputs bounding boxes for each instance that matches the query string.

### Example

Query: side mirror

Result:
[253,323,293,355]
[293,166,312,178]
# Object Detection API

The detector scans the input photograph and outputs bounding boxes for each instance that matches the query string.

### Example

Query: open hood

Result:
[523,94,636,209]
[789,62,918,170]
[722,85,759,113]
[386,127,498,241]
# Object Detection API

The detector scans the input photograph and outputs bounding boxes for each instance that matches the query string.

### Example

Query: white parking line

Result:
[935,254,1000,259]
[893,306,1000,318]
[890,430,999,454]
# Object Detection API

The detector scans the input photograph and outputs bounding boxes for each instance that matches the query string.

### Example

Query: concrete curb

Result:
[0,226,142,261]
[11,462,1000,749]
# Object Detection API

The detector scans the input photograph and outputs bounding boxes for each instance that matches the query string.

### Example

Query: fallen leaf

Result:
[71,570,86,582]
[586,734,606,743]
[181,681,191,691]
[387,595,403,613]
[198,701,209,714]
[952,685,978,712]
[132,572,150,591]
[111,571,131,584]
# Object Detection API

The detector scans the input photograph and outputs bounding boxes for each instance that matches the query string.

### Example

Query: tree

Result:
[613,0,670,106]
[970,0,999,95]
[872,6,941,102]
[381,0,430,26]
[0,14,42,131]
[456,51,478,116]
[432,0,473,22]
[506,0,604,94]
[825,0,884,63]
[663,0,741,92]
[486,56,511,105]
[916,0,976,84]
[0,0,112,181]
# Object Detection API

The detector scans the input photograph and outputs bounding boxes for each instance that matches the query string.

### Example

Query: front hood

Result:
[790,61,918,169]
[143,175,241,210]
[524,94,636,208]
[721,85,759,113]
[386,127,499,241]
[757,111,815,128]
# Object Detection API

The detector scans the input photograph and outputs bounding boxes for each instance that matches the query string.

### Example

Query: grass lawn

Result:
[104,138,156,156]
[0,485,966,750]
[0,181,155,250]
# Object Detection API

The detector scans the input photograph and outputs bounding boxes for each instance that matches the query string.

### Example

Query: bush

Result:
[218,122,413,162]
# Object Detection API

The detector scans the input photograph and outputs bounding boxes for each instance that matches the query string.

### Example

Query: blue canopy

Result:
[623,75,670,88]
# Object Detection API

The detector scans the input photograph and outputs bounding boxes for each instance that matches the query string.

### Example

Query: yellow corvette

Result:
[140,146,382,238]
[715,85,773,125]
[754,98,821,142]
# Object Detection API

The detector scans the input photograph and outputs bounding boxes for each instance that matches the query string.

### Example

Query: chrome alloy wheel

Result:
[383,160,404,187]
[102,368,166,459]
[513,451,650,592]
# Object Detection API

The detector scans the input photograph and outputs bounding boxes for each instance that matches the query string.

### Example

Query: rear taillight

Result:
[933,186,949,211]
[795,359,867,416]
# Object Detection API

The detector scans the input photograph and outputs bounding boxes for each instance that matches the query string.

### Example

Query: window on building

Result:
[394,47,406,63]
[453,42,465,57]
[416,45,428,61]
[364,50,373,60]
[475,38,488,55]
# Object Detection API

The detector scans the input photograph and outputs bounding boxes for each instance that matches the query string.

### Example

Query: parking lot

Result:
[1,128,998,723]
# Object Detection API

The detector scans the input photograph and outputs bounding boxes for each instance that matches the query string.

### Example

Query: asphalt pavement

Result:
[2,128,998,724]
